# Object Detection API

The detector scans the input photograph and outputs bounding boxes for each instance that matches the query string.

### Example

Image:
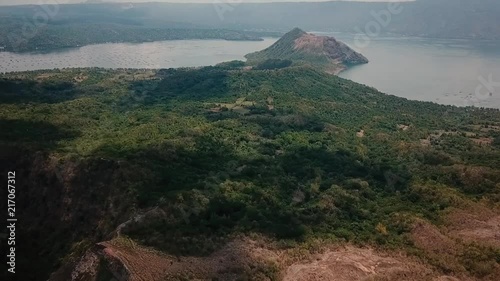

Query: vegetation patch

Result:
[1,66,500,280]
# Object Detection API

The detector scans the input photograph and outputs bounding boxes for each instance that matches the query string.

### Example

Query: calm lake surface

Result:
[1,35,500,108]
[0,39,277,72]
[328,33,500,108]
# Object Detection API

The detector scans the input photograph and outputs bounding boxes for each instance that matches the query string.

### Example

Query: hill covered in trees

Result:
[0,4,278,52]
[246,28,368,74]
[1,64,500,280]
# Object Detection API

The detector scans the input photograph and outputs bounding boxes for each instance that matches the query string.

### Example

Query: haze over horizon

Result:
[0,0,413,6]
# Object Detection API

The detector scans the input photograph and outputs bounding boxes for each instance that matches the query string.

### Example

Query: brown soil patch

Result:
[98,237,281,281]
[411,220,458,256]
[398,124,410,131]
[58,202,500,281]
[471,138,493,146]
[283,246,437,281]
[101,240,454,281]
[409,206,500,280]
[99,240,171,281]
[409,220,469,276]
[294,34,326,52]
[445,207,500,248]
[420,138,432,146]
[63,236,483,281]
[74,74,88,83]
[435,277,463,281]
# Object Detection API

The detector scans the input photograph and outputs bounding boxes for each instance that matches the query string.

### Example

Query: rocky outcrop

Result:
[245,28,368,74]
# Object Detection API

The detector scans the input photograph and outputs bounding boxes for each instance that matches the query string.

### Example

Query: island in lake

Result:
[246,28,368,75]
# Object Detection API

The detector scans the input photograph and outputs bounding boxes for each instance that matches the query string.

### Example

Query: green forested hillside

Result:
[0,21,272,52]
[0,4,279,53]
[1,66,500,280]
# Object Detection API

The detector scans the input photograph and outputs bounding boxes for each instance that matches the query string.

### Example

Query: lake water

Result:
[0,39,277,72]
[328,33,500,108]
[1,35,500,108]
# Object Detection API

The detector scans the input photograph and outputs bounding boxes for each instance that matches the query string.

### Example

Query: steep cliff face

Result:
[0,145,136,281]
[245,28,368,74]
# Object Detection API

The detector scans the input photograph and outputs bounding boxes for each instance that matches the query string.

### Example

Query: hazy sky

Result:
[0,0,412,6]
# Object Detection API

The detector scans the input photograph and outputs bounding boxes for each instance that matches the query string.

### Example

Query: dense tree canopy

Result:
[1,65,500,279]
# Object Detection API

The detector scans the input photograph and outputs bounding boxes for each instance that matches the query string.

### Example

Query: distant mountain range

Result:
[68,0,497,40]
[0,0,499,52]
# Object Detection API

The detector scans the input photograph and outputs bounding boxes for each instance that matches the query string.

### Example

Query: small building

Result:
[0,46,5,52]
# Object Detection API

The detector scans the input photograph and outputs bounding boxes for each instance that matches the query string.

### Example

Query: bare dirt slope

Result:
[408,205,500,281]
[82,237,281,281]
[283,246,451,281]
[446,206,500,248]
[52,203,500,281]
[64,238,465,281]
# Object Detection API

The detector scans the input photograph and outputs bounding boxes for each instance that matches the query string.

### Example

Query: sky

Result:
[0,0,412,6]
